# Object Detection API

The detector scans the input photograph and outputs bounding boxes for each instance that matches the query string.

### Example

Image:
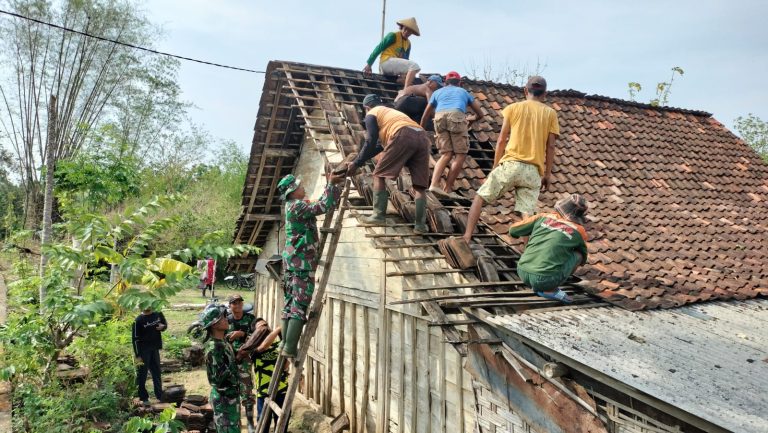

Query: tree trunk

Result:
[39,96,58,302]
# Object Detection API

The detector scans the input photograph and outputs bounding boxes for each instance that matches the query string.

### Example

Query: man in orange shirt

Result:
[347,94,431,234]
[461,76,560,243]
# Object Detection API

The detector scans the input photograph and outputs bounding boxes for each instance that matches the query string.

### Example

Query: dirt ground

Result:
[163,286,332,433]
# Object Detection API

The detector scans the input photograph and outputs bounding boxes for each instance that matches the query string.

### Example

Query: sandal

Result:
[536,289,573,304]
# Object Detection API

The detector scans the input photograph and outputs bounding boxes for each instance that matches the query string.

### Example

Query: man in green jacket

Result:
[225,294,257,431]
[508,194,589,303]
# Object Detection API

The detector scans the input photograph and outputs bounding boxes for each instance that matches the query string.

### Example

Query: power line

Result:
[0,8,266,74]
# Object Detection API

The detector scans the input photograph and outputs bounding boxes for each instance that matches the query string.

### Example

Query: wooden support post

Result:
[543,362,569,379]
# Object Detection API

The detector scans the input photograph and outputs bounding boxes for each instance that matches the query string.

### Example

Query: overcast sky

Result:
[145,0,768,153]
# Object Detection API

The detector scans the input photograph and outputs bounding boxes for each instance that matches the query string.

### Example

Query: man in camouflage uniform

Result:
[202,305,241,433]
[277,172,344,357]
[225,294,258,432]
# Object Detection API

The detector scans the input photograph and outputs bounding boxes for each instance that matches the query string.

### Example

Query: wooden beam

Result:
[244,213,281,222]
[404,280,528,292]
[264,148,298,158]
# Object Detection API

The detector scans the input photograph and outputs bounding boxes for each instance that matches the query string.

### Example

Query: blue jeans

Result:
[517,252,581,292]
[257,392,289,432]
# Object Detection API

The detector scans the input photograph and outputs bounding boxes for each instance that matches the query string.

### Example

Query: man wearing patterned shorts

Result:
[461,76,560,244]
[277,172,344,358]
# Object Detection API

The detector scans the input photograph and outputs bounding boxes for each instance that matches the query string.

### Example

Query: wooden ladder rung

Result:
[266,398,284,417]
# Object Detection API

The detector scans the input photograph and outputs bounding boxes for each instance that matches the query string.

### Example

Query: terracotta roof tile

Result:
[236,61,768,310]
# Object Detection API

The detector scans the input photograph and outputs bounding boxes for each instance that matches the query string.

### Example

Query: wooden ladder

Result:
[256,179,351,433]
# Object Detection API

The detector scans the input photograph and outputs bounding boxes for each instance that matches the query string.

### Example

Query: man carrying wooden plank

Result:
[277,172,344,358]
[508,194,589,303]
[346,93,432,234]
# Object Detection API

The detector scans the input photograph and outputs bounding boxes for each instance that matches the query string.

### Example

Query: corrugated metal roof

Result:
[486,300,768,433]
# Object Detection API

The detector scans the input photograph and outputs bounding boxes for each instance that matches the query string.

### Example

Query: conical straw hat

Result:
[396,17,420,36]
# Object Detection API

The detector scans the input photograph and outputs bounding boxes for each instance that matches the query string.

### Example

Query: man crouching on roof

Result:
[509,194,589,304]
[277,171,344,358]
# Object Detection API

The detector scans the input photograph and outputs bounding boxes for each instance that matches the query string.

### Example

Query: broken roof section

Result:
[232,60,768,310]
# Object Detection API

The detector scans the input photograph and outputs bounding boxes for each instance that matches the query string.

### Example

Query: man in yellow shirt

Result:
[347,94,431,234]
[461,76,560,244]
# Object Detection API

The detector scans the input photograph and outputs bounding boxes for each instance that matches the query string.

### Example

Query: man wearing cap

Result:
[202,305,241,433]
[363,17,421,90]
[461,75,560,244]
[508,194,589,303]
[225,294,257,432]
[420,71,484,198]
[393,74,443,123]
[347,94,432,234]
[277,171,344,358]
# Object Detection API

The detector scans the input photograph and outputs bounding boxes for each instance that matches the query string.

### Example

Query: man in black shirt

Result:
[132,307,168,405]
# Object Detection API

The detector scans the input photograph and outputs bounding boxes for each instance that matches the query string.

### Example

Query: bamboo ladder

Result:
[256,178,352,433]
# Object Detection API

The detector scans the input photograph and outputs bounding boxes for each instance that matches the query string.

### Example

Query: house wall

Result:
[252,268,477,433]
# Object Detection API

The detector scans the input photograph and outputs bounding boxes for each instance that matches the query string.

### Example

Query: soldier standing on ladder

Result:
[277,172,345,358]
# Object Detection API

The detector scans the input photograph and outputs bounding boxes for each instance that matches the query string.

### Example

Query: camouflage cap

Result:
[277,174,301,201]
[200,305,227,329]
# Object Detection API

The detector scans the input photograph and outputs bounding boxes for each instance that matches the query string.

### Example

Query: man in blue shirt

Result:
[420,71,484,198]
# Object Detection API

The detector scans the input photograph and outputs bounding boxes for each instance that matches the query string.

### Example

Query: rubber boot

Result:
[278,318,290,351]
[281,318,306,358]
[245,405,255,433]
[413,198,429,234]
[360,190,389,226]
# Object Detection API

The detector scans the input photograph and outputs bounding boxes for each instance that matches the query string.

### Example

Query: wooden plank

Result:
[397,313,405,433]
[390,291,541,305]
[403,281,528,291]
[375,261,390,433]
[338,300,346,414]
[439,336,447,433]
[244,213,282,222]
[359,307,370,433]
[324,298,334,414]
[264,148,298,158]
[409,316,418,433]
[387,268,477,277]
[349,304,358,433]
[421,302,467,357]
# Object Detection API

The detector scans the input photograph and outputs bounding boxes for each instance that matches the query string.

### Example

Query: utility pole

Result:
[39,95,57,303]
[381,0,386,39]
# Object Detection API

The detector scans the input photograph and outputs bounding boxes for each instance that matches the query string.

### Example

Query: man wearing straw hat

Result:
[363,17,422,90]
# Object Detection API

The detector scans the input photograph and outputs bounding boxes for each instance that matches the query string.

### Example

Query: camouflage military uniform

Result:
[205,338,241,433]
[227,312,258,416]
[282,182,341,320]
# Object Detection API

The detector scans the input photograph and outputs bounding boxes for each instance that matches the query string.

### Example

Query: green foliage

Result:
[123,407,184,433]
[163,333,192,360]
[734,113,768,161]
[55,144,142,213]
[0,147,23,239]
[13,381,126,433]
[627,67,685,106]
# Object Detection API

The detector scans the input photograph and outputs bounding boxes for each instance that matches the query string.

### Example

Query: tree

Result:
[627,66,685,106]
[734,113,768,162]
[0,0,158,231]
[465,56,547,86]
[0,147,23,239]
